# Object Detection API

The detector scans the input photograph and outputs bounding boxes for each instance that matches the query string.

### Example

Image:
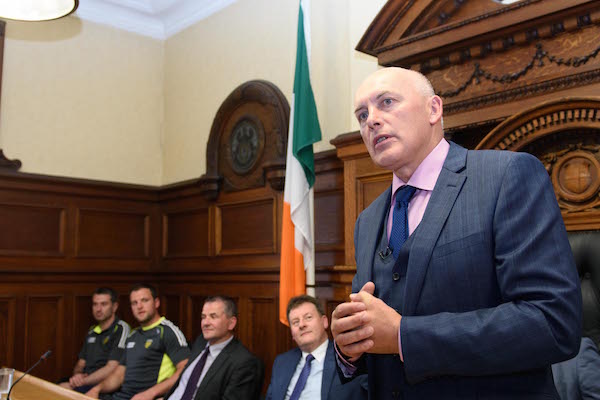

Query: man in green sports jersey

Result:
[60,287,130,393]
[87,284,190,400]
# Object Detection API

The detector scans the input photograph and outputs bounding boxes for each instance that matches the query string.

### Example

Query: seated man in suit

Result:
[87,283,190,400]
[165,295,263,400]
[60,287,130,393]
[266,295,367,400]
[552,337,600,400]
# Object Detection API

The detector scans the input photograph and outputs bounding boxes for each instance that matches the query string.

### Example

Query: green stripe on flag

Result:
[292,4,322,188]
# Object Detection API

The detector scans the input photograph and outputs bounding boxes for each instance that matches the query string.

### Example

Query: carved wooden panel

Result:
[0,296,16,367]
[356,0,600,132]
[200,80,290,198]
[25,296,64,382]
[162,209,209,258]
[0,204,65,256]
[358,174,393,215]
[217,199,276,255]
[188,295,207,342]
[247,297,278,393]
[76,209,149,258]
[477,97,600,231]
[73,295,94,361]
[314,190,344,251]
[118,294,135,328]
[160,294,182,335]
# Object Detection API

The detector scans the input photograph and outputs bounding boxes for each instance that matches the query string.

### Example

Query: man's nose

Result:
[366,107,381,128]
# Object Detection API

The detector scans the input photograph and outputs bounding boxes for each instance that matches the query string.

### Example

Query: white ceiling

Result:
[75,0,237,40]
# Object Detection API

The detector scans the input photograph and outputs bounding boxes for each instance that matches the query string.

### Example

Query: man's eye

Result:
[382,98,393,106]
[357,112,368,121]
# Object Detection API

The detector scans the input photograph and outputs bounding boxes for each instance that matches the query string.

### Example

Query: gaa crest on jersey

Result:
[103,336,110,345]
[145,339,153,349]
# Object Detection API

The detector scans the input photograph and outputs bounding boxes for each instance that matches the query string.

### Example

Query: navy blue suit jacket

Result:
[266,341,367,400]
[351,142,582,399]
[552,337,600,400]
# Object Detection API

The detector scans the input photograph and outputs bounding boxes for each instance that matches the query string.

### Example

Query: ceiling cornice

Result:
[75,0,237,40]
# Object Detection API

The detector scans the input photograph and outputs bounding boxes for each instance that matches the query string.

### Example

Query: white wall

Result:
[0,18,165,185]
[0,0,386,185]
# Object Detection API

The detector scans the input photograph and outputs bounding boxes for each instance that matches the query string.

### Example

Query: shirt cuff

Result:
[334,341,358,378]
[398,316,404,362]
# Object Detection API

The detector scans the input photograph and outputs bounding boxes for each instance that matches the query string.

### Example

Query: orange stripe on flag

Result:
[280,201,306,325]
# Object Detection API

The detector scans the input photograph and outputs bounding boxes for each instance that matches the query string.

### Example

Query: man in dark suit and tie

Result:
[165,295,263,400]
[266,295,367,400]
[330,67,582,399]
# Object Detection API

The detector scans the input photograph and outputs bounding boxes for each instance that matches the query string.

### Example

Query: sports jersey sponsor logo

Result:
[127,341,135,348]
[145,339,153,349]
[103,336,110,345]
[88,337,96,343]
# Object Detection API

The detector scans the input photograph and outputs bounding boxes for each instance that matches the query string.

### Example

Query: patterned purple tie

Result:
[289,354,314,400]
[390,185,417,259]
[181,346,210,400]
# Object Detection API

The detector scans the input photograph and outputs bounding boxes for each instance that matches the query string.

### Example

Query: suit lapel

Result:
[356,187,391,287]
[196,338,236,394]
[320,342,335,400]
[277,349,302,400]
[403,143,467,315]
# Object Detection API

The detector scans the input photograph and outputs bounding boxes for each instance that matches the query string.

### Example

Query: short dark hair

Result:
[130,283,158,299]
[93,287,118,303]
[204,296,237,318]
[286,295,325,322]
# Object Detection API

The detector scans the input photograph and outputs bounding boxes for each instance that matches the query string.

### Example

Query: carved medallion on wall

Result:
[477,97,600,230]
[198,80,290,199]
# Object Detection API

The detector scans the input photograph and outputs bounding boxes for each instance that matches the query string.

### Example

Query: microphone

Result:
[379,246,392,260]
[7,350,52,400]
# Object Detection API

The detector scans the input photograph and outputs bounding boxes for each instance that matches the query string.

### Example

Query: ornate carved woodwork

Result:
[356,0,600,140]
[0,149,22,171]
[198,80,290,199]
[477,97,600,230]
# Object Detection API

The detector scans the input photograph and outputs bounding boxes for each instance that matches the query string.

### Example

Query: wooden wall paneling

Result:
[162,208,209,258]
[187,295,207,343]
[332,133,391,266]
[160,294,184,339]
[216,198,276,256]
[0,295,16,367]
[247,296,279,394]
[116,293,135,329]
[0,202,65,257]
[75,208,150,258]
[24,295,65,382]
[72,295,94,367]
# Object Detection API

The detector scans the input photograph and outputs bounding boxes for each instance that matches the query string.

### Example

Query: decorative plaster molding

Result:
[75,0,237,40]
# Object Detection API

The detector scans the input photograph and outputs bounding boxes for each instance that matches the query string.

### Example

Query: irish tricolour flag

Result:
[279,0,322,325]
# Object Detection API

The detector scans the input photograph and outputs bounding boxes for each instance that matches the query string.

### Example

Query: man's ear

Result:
[429,95,443,125]
[228,316,238,331]
[154,297,160,310]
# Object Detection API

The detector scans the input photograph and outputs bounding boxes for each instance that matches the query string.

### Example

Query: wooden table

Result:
[8,370,94,400]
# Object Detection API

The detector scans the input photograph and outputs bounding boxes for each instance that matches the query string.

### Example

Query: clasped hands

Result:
[331,282,401,360]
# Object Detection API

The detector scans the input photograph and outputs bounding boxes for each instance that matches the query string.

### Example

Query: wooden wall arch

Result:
[198,80,290,200]
[476,97,600,231]
[476,97,600,151]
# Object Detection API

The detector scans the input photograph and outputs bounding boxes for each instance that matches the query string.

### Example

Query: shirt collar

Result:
[207,335,234,353]
[301,338,328,363]
[93,317,119,334]
[392,138,450,196]
[142,316,164,331]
